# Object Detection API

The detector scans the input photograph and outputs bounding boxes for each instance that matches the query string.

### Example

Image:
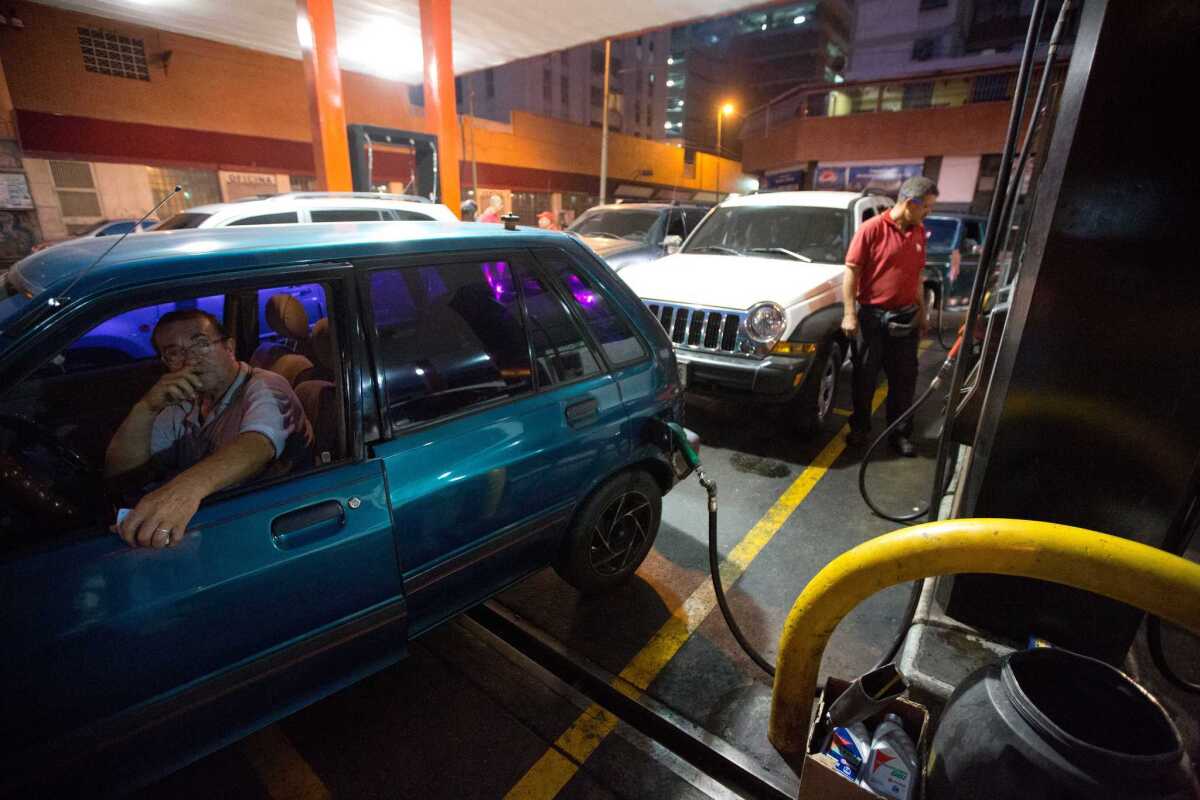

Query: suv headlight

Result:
[745,302,787,345]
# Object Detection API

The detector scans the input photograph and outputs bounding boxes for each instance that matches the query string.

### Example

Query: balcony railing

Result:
[740,63,1067,139]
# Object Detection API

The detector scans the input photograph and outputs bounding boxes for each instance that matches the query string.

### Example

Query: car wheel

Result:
[555,470,662,594]
[794,340,842,437]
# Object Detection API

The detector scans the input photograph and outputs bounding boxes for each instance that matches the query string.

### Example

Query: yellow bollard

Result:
[768,518,1200,769]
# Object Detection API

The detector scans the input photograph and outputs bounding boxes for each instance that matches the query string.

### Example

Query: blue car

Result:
[0,222,688,795]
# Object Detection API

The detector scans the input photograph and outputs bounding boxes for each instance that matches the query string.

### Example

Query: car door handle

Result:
[271,500,346,550]
[565,397,599,427]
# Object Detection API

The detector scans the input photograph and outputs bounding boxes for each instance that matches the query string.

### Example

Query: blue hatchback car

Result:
[0,222,687,795]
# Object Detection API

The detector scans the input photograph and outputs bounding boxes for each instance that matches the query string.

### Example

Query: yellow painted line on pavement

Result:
[505,385,890,799]
[240,725,331,800]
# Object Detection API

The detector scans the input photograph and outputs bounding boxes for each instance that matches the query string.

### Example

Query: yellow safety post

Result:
[768,518,1200,769]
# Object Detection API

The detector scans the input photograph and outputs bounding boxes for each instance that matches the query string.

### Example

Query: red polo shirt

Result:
[845,211,926,309]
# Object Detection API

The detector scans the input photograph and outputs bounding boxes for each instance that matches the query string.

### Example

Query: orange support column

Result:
[419,0,462,217]
[296,0,352,191]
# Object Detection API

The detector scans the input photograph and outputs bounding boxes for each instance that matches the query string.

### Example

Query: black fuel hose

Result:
[857,339,961,524]
[698,466,776,678]
[1145,491,1200,695]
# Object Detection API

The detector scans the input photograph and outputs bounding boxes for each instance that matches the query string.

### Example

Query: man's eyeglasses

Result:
[159,336,228,367]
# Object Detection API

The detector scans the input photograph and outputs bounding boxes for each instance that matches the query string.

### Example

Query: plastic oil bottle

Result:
[859,713,918,800]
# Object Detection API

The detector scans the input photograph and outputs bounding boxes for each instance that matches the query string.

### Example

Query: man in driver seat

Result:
[105,309,313,549]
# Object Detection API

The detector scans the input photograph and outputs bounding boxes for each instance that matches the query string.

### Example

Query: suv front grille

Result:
[647,303,745,354]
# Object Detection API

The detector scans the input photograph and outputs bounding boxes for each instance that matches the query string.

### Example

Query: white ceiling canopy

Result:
[41,0,779,84]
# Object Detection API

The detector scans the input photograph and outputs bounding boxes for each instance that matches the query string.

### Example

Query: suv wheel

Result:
[794,340,842,437]
[555,470,662,594]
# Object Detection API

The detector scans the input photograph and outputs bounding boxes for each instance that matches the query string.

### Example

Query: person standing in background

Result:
[842,176,939,457]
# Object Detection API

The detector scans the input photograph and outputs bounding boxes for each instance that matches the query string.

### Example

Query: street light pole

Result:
[599,39,611,206]
[716,112,723,202]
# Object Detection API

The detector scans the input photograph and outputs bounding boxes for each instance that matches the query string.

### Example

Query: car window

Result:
[154,213,213,230]
[311,209,385,222]
[48,294,225,375]
[684,205,849,264]
[665,210,686,239]
[389,210,435,221]
[521,270,602,385]
[568,209,660,242]
[539,252,646,366]
[228,212,300,226]
[925,218,960,253]
[369,261,534,431]
[98,222,137,237]
[963,220,984,245]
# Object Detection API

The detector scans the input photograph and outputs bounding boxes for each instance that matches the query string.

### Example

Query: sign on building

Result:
[219,171,283,202]
[0,173,34,209]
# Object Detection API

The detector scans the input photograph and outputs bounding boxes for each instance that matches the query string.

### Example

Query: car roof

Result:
[722,191,875,209]
[6,222,572,316]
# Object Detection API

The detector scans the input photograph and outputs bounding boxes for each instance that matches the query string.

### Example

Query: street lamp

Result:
[716,102,735,201]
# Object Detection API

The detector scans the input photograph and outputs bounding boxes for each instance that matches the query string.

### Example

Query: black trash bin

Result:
[927,647,1199,800]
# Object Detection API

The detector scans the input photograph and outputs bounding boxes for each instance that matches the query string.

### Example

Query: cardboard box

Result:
[797,677,929,800]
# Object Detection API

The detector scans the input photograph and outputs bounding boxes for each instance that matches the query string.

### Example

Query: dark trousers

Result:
[850,307,920,437]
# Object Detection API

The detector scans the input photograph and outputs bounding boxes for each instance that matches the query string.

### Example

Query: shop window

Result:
[485,69,495,99]
[408,84,424,108]
[147,167,221,220]
[78,27,149,82]
[561,76,569,107]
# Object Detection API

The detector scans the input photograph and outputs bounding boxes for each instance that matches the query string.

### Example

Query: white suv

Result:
[155,192,458,229]
[619,190,894,434]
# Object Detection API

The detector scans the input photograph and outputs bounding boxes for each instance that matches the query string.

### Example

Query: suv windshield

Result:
[683,205,849,263]
[924,217,960,254]
[155,212,213,230]
[569,209,661,242]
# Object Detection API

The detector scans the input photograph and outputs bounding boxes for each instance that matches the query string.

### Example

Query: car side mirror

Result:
[963,238,982,256]
[662,234,683,252]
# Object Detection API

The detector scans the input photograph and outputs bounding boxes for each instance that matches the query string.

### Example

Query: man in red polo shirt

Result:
[842,176,939,456]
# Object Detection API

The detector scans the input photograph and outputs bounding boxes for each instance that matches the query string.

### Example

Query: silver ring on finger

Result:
[154,528,173,547]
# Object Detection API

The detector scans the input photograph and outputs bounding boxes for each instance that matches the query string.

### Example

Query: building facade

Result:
[0,2,744,252]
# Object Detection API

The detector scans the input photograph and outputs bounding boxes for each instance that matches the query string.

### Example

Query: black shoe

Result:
[846,430,872,446]
[890,435,917,458]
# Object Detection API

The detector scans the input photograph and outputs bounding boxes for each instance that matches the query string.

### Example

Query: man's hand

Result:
[841,312,859,338]
[114,476,205,548]
[917,304,930,337]
[142,368,202,413]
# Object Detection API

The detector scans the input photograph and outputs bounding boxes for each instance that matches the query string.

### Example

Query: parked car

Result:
[31,218,158,252]
[0,221,688,795]
[154,191,458,229]
[568,203,709,271]
[922,212,988,313]
[619,190,894,434]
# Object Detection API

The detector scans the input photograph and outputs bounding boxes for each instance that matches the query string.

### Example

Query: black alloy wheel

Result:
[589,489,655,576]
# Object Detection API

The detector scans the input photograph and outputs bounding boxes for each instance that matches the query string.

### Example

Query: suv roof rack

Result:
[262,192,433,204]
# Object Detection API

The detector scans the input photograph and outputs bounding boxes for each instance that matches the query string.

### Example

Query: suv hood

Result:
[620,253,843,310]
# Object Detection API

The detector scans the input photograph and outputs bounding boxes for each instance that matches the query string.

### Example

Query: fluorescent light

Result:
[761,23,767,31]
[794,15,807,24]
[341,21,423,81]
[295,15,314,50]
[667,57,674,65]
[666,79,675,87]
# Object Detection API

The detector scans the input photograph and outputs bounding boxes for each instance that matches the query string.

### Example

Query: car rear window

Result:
[155,213,212,230]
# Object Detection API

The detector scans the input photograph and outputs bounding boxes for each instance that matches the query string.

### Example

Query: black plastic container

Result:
[927,648,1199,799]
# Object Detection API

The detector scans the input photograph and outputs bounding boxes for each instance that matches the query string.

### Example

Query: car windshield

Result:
[569,209,661,242]
[924,217,960,253]
[155,212,213,230]
[683,205,849,263]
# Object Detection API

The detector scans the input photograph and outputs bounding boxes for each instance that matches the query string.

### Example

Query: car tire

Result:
[555,470,662,594]
[794,340,842,438]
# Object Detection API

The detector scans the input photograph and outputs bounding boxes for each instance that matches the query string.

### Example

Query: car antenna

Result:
[4,185,183,338]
